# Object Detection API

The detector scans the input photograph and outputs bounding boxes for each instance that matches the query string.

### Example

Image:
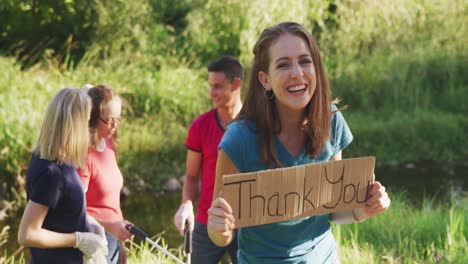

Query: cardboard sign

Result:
[220,156,375,228]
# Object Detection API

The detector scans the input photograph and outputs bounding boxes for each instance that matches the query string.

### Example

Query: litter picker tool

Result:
[126,224,186,264]
[184,221,192,264]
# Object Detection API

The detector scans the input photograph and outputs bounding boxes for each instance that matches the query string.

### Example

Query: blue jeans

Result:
[106,233,120,264]
[192,220,238,264]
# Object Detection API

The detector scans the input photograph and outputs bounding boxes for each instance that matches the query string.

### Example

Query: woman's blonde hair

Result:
[35,87,91,167]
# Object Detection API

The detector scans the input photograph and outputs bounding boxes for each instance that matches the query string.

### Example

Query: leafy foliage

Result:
[0,1,466,255]
[0,0,97,67]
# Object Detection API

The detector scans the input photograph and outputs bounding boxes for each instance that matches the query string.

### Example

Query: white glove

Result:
[75,232,108,257]
[174,202,194,236]
[84,247,108,264]
[87,216,106,240]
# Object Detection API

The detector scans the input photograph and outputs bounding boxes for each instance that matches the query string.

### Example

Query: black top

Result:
[26,154,88,264]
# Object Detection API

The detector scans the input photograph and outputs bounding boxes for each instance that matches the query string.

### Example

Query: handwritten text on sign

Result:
[221,157,375,228]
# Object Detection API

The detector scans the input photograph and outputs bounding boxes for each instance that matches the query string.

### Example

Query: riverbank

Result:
[2,191,467,263]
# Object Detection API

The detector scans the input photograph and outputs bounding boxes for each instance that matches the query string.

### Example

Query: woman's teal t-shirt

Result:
[219,108,353,264]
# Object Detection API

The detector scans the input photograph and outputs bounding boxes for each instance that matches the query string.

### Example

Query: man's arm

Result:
[182,149,202,204]
[174,149,202,235]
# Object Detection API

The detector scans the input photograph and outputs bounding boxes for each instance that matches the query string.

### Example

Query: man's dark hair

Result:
[207,55,244,82]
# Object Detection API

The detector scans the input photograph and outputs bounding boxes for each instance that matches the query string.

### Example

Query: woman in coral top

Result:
[78,84,132,264]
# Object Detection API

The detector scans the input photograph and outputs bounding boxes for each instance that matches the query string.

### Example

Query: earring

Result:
[264,89,274,100]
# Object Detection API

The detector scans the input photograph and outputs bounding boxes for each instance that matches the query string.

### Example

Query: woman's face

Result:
[259,33,317,113]
[97,98,122,139]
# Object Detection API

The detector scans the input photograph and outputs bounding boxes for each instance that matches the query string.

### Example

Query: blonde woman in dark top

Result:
[18,87,108,264]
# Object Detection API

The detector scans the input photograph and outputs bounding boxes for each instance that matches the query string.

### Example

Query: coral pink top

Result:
[78,138,123,221]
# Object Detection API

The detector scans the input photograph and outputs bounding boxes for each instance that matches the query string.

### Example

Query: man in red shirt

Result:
[174,56,243,263]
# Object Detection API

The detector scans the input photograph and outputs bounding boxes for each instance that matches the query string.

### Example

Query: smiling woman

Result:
[207,22,391,263]
[87,85,123,145]
[78,85,132,264]
[258,33,317,113]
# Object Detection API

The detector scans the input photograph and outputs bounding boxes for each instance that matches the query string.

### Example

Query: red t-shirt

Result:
[77,138,124,222]
[185,108,224,224]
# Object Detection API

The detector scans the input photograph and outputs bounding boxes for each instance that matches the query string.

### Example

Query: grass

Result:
[0,226,25,264]
[2,193,466,263]
[345,110,468,164]
[1,0,466,199]
[125,233,187,264]
[333,193,468,263]
[0,1,466,262]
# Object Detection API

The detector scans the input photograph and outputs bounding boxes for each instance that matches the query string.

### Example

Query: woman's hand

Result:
[109,220,132,242]
[362,181,391,218]
[207,197,236,247]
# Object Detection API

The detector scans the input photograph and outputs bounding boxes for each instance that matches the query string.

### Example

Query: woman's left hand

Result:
[363,181,391,217]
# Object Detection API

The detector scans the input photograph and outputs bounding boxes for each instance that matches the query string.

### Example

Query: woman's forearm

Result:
[329,208,367,224]
[18,228,76,248]
[18,201,77,248]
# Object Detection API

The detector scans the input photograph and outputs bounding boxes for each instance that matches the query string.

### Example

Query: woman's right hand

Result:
[207,197,236,247]
[109,220,132,242]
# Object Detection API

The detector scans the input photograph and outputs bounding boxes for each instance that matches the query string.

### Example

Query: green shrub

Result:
[0,0,466,224]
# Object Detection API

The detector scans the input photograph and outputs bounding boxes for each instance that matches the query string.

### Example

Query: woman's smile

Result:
[287,83,307,95]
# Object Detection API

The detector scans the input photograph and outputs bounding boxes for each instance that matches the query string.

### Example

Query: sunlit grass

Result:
[1,0,466,200]
[334,193,468,263]
[1,193,467,263]
[0,226,25,264]
[125,232,187,264]
[0,0,467,262]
